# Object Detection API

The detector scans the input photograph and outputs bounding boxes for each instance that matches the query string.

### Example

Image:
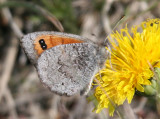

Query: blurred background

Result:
[0,0,160,119]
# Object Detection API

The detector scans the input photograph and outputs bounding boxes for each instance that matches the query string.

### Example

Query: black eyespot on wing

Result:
[39,39,47,50]
[42,44,47,50]
[39,39,45,44]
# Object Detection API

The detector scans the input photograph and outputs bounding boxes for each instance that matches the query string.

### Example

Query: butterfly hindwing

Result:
[36,43,99,96]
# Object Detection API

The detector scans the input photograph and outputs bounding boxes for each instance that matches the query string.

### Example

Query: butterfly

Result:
[20,31,107,96]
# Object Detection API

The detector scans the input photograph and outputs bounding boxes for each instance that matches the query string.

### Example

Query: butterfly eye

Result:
[39,39,47,50]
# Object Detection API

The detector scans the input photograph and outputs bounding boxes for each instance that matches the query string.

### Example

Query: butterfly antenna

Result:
[104,16,126,44]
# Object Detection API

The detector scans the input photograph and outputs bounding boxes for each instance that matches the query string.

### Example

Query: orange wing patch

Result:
[34,35,84,56]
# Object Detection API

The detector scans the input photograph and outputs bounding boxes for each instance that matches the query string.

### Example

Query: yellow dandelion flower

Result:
[94,18,160,116]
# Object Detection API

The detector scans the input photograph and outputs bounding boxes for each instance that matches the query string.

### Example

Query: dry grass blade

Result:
[0,37,18,102]
[0,0,21,102]
[0,1,64,32]
[34,4,64,32]
[101,0,113,34]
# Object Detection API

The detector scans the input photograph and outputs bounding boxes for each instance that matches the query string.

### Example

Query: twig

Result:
[0,37,18,101]
[0,0,23,118]
[125,1,158,23]
[0,1,23,37]
[4,87,18,119]
[101,0,113,34]
[123,101,137,119]
[0,1,19,101]
[48,95,60,119]
[0,90,53,113]
[133,97,147,113]
[0,35,19,119]
[0,0,23,100]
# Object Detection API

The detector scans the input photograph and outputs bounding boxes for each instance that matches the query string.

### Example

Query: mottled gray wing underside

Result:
[36,43,99,96]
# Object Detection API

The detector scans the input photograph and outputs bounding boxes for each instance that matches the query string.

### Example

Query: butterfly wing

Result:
[20,31,107,96]
[36,43,99,96]
[20,31,91,65]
